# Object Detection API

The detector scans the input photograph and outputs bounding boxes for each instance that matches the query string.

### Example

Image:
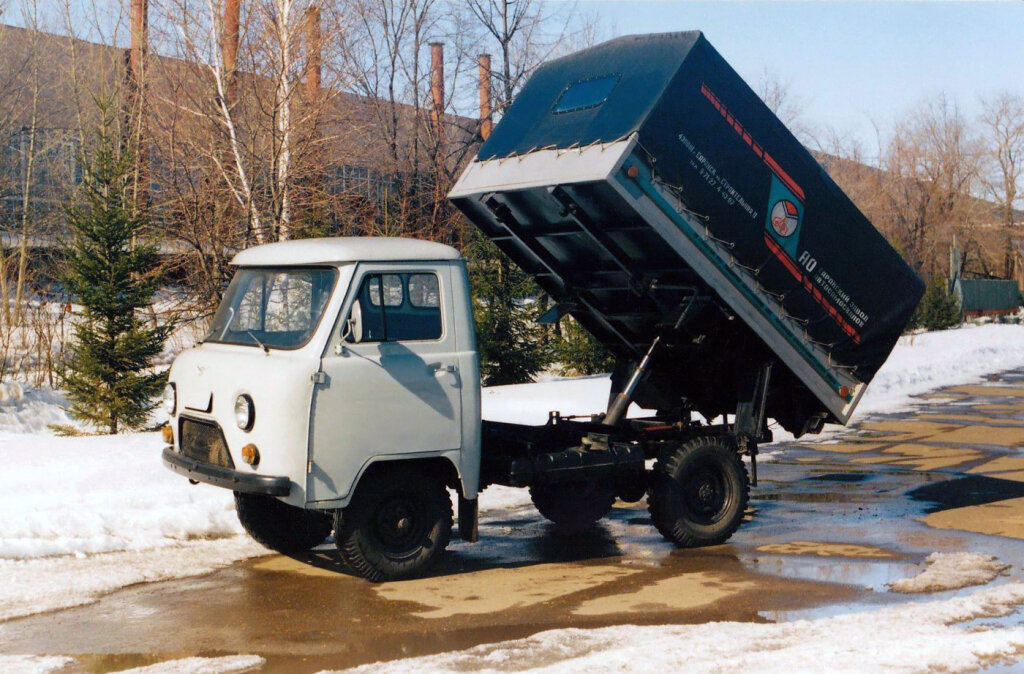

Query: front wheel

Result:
[234,492,333,554]
[648,436,749,547]
[335,469,452,582]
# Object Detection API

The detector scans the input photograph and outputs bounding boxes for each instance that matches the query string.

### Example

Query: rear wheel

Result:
[234,492,333,554]
[648,436,749,547]
[530,479,616,534]
[336,469,452,582]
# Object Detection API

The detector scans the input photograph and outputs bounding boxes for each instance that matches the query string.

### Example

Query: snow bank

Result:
[889,552,1010,594]
[855,324,1024,417]
[335,583,1024,673]
[0,385,76,434]
[0,431,244,559]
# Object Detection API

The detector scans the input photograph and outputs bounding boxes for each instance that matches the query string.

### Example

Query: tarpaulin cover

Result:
[478,32,924,383]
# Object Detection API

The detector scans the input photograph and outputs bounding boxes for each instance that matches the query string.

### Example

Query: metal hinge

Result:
[311,371,326,384]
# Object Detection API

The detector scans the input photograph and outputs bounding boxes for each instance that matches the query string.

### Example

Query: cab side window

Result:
[349,272,442,343]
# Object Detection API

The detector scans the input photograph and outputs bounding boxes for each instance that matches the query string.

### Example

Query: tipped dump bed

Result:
[449,32,924,435]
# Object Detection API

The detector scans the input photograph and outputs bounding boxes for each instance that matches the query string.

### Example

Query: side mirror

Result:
[342,300,363,344]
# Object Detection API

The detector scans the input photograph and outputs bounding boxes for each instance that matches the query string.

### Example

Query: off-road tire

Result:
[335,470,452,582]
[529,479,617,534]
[233,492,333,554]
[648,436,749,547]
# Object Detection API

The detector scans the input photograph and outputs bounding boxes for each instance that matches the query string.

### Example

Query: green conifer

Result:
[556,316,615,376]
[466,232,552,385]
[60,110,170,434]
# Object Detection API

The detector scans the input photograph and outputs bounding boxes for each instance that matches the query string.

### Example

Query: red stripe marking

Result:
[700,83,807,203]
[763,234,862,344]
[764,234,803,280]
[763,152,806,202]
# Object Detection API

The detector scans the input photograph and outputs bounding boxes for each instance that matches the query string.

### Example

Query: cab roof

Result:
[231,237,462,267]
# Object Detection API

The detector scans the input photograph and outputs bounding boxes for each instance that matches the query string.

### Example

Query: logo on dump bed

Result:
[764,176,804,259]
[770,199,799,238]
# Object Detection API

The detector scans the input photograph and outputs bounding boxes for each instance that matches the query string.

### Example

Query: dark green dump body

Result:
[450,32,924,433]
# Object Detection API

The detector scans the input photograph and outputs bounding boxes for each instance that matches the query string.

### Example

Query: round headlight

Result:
[235,394,254,431]
[163,383,176,415]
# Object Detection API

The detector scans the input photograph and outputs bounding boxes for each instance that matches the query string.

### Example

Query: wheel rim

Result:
[679,458,733,525]
[371,495,428,555]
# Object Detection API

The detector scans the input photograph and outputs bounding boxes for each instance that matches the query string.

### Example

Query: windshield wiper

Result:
[246,330,270,354]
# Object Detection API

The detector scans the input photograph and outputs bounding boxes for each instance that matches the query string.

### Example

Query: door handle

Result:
[429,363,458,374]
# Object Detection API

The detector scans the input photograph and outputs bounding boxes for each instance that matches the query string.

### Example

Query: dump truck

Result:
[161,32,924,581]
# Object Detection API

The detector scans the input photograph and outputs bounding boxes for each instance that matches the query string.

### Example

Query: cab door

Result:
[307,262,462,504]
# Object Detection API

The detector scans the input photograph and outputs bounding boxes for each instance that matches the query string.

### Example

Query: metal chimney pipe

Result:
[430,42,445,140]
[303,6,322,103]
[478,53,492,140]
[222,0,241,107]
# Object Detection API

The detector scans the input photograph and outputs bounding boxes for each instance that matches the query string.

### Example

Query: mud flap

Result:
[458,496,479,543]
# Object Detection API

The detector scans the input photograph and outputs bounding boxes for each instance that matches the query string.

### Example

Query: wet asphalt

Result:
[4,371,1024,672]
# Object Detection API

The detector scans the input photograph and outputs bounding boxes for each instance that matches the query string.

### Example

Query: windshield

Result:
[205,267,338,350]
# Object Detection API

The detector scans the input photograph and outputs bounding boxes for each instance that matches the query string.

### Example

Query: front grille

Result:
[179,417,234,468]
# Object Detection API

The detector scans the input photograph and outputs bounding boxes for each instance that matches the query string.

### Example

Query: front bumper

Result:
[162,446,290,496]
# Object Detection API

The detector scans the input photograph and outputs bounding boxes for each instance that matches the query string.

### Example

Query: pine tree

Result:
[466,232,552,385]
[909,276,961,332]
[60,111,170,434]
[556,316,615,376]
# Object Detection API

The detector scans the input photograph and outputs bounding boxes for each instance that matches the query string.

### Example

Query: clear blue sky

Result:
[571,1,1024,154]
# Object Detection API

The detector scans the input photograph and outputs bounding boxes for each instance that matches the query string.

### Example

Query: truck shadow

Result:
[291,521,624,581]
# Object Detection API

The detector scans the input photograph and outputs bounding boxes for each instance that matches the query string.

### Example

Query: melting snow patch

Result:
[331,583,1024,674]
[116,655,265,673]
[889,552,1010,594]
[0,655,74,674]
[0,537,267,621]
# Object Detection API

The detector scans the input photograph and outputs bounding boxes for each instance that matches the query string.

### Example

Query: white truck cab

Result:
[164,238,482,579]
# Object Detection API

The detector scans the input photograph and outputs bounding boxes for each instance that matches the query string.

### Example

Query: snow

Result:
[333,583,1024,674]
[0,655,75,674]
[117,655,266,673]
[0,537,265,621]
[854,324,1024,417]
[889,552,1011,594]
[0,655,265,674]
[0,386,76,434]
[0,432,244,559]
[482,374,640,425]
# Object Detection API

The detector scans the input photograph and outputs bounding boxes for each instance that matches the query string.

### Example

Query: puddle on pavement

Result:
[573,571,756,616]
[755,541,897,558]
[373,563,638,618]
[908,475,1024,512]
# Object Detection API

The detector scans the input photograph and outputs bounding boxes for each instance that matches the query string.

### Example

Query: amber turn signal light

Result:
[241,443,260,467]
[161,425,173,446]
